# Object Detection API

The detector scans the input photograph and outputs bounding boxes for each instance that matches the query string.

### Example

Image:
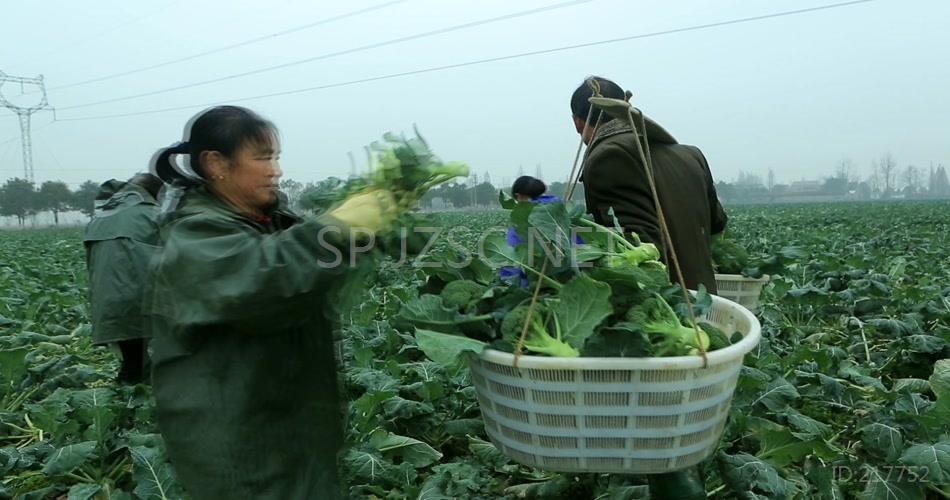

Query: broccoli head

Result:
[625,294,710,356]
[501,304,579,357]
[440,279,488,312]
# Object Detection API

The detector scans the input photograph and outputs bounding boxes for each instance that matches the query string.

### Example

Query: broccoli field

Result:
[1,201,949,500]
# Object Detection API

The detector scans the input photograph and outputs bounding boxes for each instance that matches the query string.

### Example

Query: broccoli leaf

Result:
[859,465,925,500]
[396,295,492,333]
[368,429,443,468]
[0,347,29,386]
[747,417,830,467]
[717,451,799,499]
[554,274,612,349]
[527,200,575,257]
[480,233,523,269]
[129,445,183,500]
[582,322,652,357]
[930,359,950,407]
[42,441,97,475]
[899,440,950,484]
[415,329,486,368]
[860,421,904,462]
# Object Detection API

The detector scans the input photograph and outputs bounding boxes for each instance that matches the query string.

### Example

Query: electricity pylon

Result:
[0,70,53,183]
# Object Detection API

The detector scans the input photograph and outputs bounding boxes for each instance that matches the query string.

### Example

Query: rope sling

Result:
[513,78,709,368]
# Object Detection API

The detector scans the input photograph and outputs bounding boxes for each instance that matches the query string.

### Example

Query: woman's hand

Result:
[327,188,398,234]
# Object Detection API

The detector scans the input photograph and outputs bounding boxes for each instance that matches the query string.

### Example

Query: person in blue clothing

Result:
[501,176,546,285]
[501,176,582,286]
[506,175,568,246]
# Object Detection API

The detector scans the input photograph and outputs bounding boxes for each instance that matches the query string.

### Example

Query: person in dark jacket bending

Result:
[83,173,164,384]
[573,76,727,294]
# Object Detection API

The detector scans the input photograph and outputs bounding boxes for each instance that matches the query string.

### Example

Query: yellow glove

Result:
[326,188,398,234]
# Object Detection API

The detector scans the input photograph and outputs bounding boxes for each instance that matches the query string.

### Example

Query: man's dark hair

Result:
[129,173,164,199]
[511,176,546,199]
[570,76,626,123]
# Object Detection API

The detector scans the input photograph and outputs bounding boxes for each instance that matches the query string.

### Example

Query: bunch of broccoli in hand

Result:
[299,127,470,217]
[306,129,471,319]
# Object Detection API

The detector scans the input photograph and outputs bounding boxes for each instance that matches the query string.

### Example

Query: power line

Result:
[0,167,124,172]
[5,0,186,71]
[56,0,876,122]
[57,0,595,111]
[44,0,408,93]
[34,131,67,176]
[0,117,57,147]
[0,136,18,168]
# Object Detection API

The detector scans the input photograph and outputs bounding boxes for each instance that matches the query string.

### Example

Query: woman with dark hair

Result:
[144,105,396,499]
[511,175,547,201]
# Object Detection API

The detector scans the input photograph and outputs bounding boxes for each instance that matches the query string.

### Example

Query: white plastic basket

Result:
[714,273,769,313]
[466,294,760,475]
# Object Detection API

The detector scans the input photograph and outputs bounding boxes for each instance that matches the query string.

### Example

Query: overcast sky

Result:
[0,0,947,190]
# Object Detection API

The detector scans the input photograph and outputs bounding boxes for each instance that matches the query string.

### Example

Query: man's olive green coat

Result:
[83,180,161,345]
[581,119,727,293]
[144,187,352,500]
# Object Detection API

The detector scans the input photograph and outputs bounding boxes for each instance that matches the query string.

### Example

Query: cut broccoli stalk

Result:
[575,217,640,252]
[417,162,471,192]
[626,294,710,356]
[501,304,579,357]
[575,217,664,268]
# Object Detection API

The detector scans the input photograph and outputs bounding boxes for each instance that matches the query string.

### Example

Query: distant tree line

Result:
[5,153,946,226]
[0,178,100,226]
[15,155,947,227]
[716,155,950,204]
